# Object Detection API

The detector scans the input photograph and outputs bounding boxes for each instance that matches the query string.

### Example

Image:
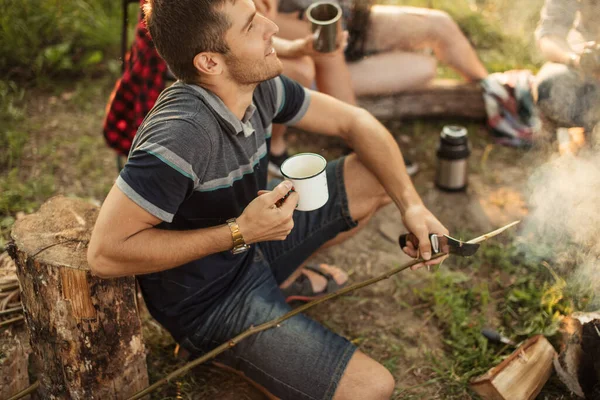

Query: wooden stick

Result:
[0,315,24,329]
[0,305,22,317]
[0,284,19,292]
[127,223,519,400]
[7,380,40,400]
[467,220,520,244]
[126,254,444,400]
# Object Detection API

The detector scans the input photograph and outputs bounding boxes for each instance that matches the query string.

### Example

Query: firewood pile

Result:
[554,313,600,399]
[0,251,20,318]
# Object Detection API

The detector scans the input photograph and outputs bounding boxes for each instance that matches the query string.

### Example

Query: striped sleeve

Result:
[117,123,206,222]
[272,75,311,125]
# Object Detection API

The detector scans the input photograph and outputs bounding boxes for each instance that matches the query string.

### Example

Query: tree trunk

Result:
[358,79,486,120]
[7,196,149,399]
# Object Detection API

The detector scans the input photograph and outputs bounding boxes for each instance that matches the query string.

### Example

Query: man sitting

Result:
[87,0,447,398]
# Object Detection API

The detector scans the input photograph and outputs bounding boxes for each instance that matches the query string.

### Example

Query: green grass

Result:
[410,237,593,398]
[0,81,27,169]
[0,0,139,80]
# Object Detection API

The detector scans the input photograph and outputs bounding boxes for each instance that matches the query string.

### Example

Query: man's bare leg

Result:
[280,153,392,290]
[313,51,357,105]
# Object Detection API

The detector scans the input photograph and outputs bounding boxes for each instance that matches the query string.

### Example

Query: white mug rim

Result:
[280,153,327,181]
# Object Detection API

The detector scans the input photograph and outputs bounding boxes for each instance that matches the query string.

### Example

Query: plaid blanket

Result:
[481,70,540,148]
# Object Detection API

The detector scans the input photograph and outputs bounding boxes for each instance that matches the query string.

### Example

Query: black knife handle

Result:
[481,328,502,343]
[398,233,440,254]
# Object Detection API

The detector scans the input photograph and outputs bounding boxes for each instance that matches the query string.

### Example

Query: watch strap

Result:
[226,218,250,254]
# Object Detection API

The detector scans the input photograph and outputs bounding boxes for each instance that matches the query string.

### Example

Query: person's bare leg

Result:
[274,13,357,104]
[280,153,392,289]
[366,6,488,81]
[313,52,357,105]
[348,51,437,96]
[333,350,395,400]
[271,56,316,156]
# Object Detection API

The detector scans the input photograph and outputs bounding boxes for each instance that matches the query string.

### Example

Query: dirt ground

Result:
[2,77,568,399]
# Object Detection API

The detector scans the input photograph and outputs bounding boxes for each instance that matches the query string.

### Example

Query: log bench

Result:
[358,79,486,120]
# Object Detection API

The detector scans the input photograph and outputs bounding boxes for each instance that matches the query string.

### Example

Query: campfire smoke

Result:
[521,146,600,308]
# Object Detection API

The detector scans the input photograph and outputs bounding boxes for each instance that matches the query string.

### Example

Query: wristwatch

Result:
[226,218,250,254]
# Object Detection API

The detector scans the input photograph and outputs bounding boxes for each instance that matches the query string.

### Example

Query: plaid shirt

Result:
[103,0,168,156]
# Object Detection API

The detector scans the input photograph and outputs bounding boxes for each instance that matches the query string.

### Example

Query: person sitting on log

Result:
[534,0,600,141]
[87,0,448,398]
[262,0,492,172]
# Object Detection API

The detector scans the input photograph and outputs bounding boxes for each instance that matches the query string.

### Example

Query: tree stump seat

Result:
[8,196,149,399]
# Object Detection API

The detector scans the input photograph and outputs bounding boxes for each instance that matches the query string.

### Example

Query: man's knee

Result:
[334,351,395,400]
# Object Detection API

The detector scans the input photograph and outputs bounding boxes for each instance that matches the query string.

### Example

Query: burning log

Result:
[7,196,149,399]
[470,335,556,400]
[554,313,600,398]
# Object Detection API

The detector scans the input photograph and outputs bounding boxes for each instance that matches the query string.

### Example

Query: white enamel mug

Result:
[280,153,329,211]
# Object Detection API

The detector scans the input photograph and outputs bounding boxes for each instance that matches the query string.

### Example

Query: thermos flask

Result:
[435,126,471,191]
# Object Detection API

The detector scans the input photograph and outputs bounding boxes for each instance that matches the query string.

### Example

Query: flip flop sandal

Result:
[281,264,348,303]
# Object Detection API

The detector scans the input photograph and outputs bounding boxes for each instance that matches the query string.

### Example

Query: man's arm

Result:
[88,181,298,278]
[293,90,447,259]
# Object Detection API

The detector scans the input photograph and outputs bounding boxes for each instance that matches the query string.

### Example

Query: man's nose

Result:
[264,17,279,38]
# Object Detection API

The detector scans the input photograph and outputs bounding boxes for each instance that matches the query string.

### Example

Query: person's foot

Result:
[280,264,349,303]
[268,150,290,178]
[300,264,348,293]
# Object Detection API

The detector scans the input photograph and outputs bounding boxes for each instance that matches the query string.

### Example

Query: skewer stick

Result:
[127,223,519,400]
[466,221,520,244]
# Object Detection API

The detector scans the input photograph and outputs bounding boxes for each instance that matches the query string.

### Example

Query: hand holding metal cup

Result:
[306,1,343,53]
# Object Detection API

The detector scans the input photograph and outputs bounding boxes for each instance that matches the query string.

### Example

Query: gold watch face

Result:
[231,244,250,254]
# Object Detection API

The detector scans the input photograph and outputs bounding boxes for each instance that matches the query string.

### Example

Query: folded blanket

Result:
[481,70,540,148]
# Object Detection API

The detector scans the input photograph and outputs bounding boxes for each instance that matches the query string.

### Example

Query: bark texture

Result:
[358,79,486,120]
[8,196,148,399]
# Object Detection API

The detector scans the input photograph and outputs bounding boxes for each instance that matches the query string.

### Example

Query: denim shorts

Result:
[180,157,358,400]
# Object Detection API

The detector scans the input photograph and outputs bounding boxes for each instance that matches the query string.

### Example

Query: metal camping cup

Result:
[306,2,342,53]
[435,125,471,192]
[280,153,329,211]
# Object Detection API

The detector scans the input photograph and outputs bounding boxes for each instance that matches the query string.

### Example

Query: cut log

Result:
[358,79,486,120]
[470,335,556,400]
[7,196,149,399]
[0,330,31,400]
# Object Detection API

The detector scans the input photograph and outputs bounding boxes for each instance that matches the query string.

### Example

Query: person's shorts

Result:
[180,157,359,400]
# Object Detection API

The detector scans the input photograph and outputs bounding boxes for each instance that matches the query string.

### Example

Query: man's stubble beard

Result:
[225,52,283,85]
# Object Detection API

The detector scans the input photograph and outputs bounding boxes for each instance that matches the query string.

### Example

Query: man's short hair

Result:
[144,0,233,82]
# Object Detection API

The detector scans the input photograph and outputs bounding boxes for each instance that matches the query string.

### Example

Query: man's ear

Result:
[193,52,223,76]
